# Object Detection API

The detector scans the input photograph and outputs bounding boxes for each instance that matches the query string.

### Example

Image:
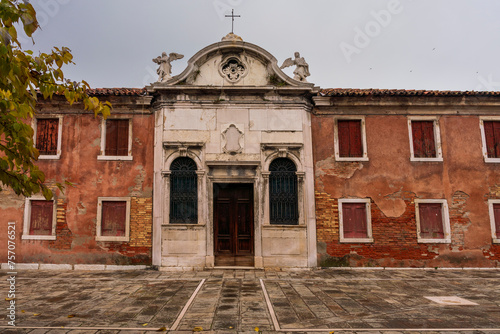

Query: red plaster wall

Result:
[313,111,500,267]
[0,96,154,265]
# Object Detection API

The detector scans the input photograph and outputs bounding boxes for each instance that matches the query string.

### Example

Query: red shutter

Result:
[342,202,368,238]
[36,119,59,155]
[105,120,129,156]
[484,121,500,158]
[338,120,362,158]
[29,200,53,235]
[116,120,129,156]
[494,204,500,238]
[412,121,436,158]
[418,203,444,239]
[101,201,127,236]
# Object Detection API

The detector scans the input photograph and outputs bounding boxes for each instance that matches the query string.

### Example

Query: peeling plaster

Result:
[77,201,87,215]
[0,190,24,209]
[128,165,147,197]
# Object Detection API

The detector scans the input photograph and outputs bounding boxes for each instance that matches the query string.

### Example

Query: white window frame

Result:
[479,116,500,163]
[334,116,369,162]
[22,197,57,240]
[338,198,373,243]
[407,116,443,162]
[96,197,131,242]
[415,199,451,243]
[97,117,133,161]
[32,116,63,160]
[488,199,500,244]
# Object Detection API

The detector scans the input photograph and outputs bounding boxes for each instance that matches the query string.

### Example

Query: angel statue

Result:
[280,52,310,82]
[152,52,184,82]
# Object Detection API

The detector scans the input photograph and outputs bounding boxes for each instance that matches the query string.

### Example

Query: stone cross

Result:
[225,9,241,34]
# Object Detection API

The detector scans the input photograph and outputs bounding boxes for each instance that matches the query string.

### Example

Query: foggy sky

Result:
[26,0,500,91]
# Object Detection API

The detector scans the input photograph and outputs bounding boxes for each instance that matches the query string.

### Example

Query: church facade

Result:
[1,36,500,269]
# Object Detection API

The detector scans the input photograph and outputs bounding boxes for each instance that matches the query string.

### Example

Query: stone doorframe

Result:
[205,161,262,268]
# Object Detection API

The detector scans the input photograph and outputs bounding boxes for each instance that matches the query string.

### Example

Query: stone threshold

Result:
[0,263,149,270]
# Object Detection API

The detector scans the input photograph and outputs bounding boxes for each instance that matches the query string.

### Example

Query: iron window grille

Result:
[170,157,198,224]
[269,158,298,225]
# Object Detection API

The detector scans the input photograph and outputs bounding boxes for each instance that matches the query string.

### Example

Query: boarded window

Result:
[105,119,129,156]
[36,118,59,155]
[494,203,500,238]
[29,200,53,235]
[269,158,298,225]
[170,157,198,224]
[418,203,444,239]
[338,120,363,157]
[342,202,368,238]
[412,121,436,158]
[101,201,127,236]
[483,121,500,158]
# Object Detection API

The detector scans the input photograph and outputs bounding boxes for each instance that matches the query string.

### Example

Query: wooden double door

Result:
[214,183,254,266]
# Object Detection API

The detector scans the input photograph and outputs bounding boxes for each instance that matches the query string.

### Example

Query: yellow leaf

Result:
[193,327,203,332]
[21,310,25,313]
[157,327,166,332]
[33,313,40,316]
[254,327,260,332]
[67,314,75,318]
[142,323,148,326]
[5,298,13,301]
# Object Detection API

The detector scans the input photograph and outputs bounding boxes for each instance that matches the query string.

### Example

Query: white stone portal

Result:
[149,36,318,270]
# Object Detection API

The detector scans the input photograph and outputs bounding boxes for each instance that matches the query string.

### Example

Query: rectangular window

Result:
[33,117,62,159]
[408,118,443,161]
[339,199,373,243]
[96,197,131,242]
[334,117,368,161]
[480,118,500,162]
[488,200,500,243]
[22,198,57,240]
[98,119,132,160]
[415,199,450,243]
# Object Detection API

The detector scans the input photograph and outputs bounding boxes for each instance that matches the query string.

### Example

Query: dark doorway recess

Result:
[214,183,254,266]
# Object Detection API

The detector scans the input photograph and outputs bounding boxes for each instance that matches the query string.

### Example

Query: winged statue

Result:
[153,52,184,82]
[280,52,310,82]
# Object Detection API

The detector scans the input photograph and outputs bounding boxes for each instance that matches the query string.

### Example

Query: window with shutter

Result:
[494,204,500,239]
[105,119,129,156]
[101,201,127,236]
[22,198,56,240]
[335,117,368,161]
[411,121,436,158]
[483,121,500,159]
[338,120,363,157]
[96,197,131,242]
[29,200,53,235]
[36,119,59,155]
[418,203,444,239]
[339,199,372,242]
[415,199,450,243]
[489,200,500,242]
[342,203,368,238]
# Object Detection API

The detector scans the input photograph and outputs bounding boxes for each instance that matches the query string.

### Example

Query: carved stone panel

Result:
[222,124,244,154]
[219,56,247,83]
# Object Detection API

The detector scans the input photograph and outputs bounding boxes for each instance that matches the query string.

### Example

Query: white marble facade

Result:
[149,36,318,269]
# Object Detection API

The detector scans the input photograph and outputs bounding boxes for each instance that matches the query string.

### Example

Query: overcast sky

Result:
[25,0,500,91]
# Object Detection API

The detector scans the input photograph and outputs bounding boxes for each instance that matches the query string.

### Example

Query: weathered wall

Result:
[313,95,500,268]
[0,92,154,265]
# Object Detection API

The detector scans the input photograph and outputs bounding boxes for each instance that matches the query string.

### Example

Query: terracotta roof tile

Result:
[319,88,500,97]
[86,88,147,96]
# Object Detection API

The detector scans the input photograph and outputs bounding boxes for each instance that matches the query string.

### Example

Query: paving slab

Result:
[0,269,500,333]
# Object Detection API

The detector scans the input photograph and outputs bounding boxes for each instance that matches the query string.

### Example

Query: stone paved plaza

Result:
[1,268,500,333]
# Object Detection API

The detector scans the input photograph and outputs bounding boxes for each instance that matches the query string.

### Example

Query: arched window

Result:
[170,157,197,224]
[269,158,298,225]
